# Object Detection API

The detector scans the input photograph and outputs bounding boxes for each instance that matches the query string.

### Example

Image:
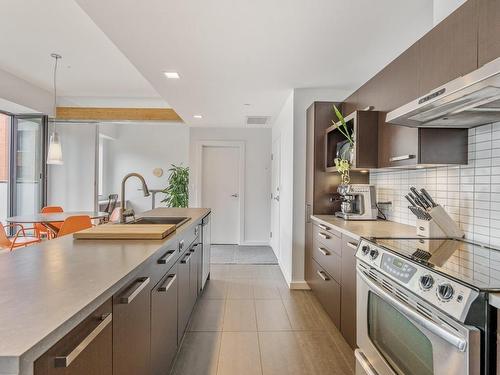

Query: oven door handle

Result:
[357,268,467,352]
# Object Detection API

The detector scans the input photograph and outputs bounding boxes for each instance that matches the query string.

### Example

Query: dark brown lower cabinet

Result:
[340,236,358,349]
[34,299,112,375]
[177,251,193,342]
[113,276,151,375]
[151,265,178,375]
[307,257,341,328]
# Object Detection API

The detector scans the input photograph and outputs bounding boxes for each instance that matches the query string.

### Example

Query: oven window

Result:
[368,292,434,375]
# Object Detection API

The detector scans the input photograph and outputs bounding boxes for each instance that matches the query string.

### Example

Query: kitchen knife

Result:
[410,187,430,209]
[420,188,438,207]
[409,192,427,210]
[405,195,417,207]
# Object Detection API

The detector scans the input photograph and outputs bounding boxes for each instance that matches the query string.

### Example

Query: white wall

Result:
[105,122,189,213]
[433,0,467,25]
[189,127,272,245]
[0,68,53,114]
[47,123,97,210]
[270,88,352,286]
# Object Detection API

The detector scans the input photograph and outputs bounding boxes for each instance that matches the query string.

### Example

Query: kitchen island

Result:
[0,207,210,375]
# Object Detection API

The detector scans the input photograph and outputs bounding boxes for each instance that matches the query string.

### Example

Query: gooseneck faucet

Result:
[120,173,150,223]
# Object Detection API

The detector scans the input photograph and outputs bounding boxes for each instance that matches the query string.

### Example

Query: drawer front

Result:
[34,299,112,375]
[312,238,341,283]
[312,224,341,256]
[307,258,341,329]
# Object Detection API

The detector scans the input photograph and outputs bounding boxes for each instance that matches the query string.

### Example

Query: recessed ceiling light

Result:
[164,72,180,79]
[193,115,203,119]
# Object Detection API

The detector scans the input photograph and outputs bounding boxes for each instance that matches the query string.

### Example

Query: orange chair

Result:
[56,216,92,237]
[36,206,64,239]
[0,223,41,251]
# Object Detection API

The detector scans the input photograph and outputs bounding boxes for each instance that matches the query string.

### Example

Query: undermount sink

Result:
[128,216,191,227]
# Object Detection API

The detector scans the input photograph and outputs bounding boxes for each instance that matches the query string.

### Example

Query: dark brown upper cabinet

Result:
[418,0,478,96]
[478,0,500,67]
[325,110,378,171]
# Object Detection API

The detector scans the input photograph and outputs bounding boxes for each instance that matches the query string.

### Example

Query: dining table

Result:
[6,211,109,236]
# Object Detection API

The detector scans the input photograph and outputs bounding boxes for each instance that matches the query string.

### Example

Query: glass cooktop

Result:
[368,237,500,291]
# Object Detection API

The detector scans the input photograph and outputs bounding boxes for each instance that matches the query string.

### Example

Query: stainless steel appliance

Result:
[335,184,378,220]
[201,214,211,289]
[386,56,500,128]
[355,237,497,375]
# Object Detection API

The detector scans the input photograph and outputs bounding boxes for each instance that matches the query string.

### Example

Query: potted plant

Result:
[161,164,189,208]
[331,105,354,184]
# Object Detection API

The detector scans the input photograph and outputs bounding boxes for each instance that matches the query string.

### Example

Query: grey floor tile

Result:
[217,332,262,375]
[171,332,221,375]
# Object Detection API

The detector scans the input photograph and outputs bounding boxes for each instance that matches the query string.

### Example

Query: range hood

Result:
[386,57,500,128]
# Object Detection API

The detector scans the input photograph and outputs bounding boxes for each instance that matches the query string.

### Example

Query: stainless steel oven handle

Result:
[357,267,467,352]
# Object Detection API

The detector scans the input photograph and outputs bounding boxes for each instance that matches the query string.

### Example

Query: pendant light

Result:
[47,53,63,165]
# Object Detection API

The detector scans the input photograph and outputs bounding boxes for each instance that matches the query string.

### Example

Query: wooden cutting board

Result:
[73,223,176,240]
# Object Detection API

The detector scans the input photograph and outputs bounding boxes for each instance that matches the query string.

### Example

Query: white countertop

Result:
[0,208,209,375]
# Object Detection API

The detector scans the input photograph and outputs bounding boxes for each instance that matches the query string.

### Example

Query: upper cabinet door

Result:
[478,0,500,67]
[418,0,478,96]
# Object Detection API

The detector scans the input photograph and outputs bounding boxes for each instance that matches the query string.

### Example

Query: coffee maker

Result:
[335,184,378,220]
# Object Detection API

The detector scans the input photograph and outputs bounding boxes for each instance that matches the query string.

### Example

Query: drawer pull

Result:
[389,154,415,162]
[54,313,112,368]
[158,274,177,292]
[179,240,185,252]
[318,247,330,256]
[181,253,191,264]
[316,270,330,281]
[119,277,150,304]
[318,224,330,231]
[346,241,358,249]
[318,232,330,240]
[157,250,175,264]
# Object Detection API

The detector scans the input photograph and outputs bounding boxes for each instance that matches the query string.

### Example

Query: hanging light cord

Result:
[51,53,61,131]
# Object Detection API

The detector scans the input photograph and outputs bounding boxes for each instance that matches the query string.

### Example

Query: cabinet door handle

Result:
[316,270,329,281]
[179,240,185,252]
[346,241,358,249]
[389,154,415,162]
[318,247,330,256]
[181,253,191,264]
[318,224,330,231]
[119,277,150,304]
[318,232,330,240]
[158,274,177,293]
[157,250,175,264]
[54,313,112,368]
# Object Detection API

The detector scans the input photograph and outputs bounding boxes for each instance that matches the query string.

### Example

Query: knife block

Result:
[416,219,447,238]
[416,206,464,238]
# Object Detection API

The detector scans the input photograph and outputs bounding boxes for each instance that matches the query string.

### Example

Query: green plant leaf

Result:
[161,164,189,208]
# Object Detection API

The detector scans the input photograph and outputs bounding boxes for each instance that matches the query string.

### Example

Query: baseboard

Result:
[239,241,270,246]
[288,281,311,290]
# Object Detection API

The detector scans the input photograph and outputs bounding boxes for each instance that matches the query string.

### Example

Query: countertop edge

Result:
[1,208,210,375]
[310,215,362,240]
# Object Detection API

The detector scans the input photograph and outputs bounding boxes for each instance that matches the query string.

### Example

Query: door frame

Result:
[195,140,245,245]
[270,137,280,260]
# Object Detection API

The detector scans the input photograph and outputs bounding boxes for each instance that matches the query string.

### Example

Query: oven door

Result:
[356,265,480,375]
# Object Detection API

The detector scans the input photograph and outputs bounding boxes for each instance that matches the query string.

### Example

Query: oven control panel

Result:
[356,239,479,322]
[381,253,417,283]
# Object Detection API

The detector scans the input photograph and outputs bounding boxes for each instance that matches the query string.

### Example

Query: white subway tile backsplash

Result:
[370,122,500,247]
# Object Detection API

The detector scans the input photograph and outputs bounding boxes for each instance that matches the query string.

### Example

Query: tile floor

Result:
[211,245,278,264]
[170,263,355,375]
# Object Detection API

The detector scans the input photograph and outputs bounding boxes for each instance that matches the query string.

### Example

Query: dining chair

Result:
[57,216,93,237]
[36,206,64,239]
[0,223,41,251]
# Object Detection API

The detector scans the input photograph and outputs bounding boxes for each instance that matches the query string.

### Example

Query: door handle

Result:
[54,313,112,368]
[231,193,239,198]
[119,277,150,304]
[389,154,415,162]
[158,274,177,293]
[157,250,175,264]
[318,247,330,256]
[346,241,358,249]
[316,270,330,281]
[181,253,191,264]
[274,195,280,202]
[318,224,330,231]
[318,232,330,240]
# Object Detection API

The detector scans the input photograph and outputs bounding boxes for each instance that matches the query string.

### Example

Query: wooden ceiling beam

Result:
[56,107,183,122]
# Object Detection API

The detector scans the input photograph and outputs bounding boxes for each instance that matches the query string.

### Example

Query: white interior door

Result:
[201,145,240,244]
[270,138,280,259]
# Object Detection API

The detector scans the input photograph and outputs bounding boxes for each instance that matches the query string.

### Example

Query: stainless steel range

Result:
[355,237,499,375]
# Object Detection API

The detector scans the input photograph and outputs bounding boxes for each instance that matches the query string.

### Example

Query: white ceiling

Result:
[0,0,165,105]
[74,0,434,126]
